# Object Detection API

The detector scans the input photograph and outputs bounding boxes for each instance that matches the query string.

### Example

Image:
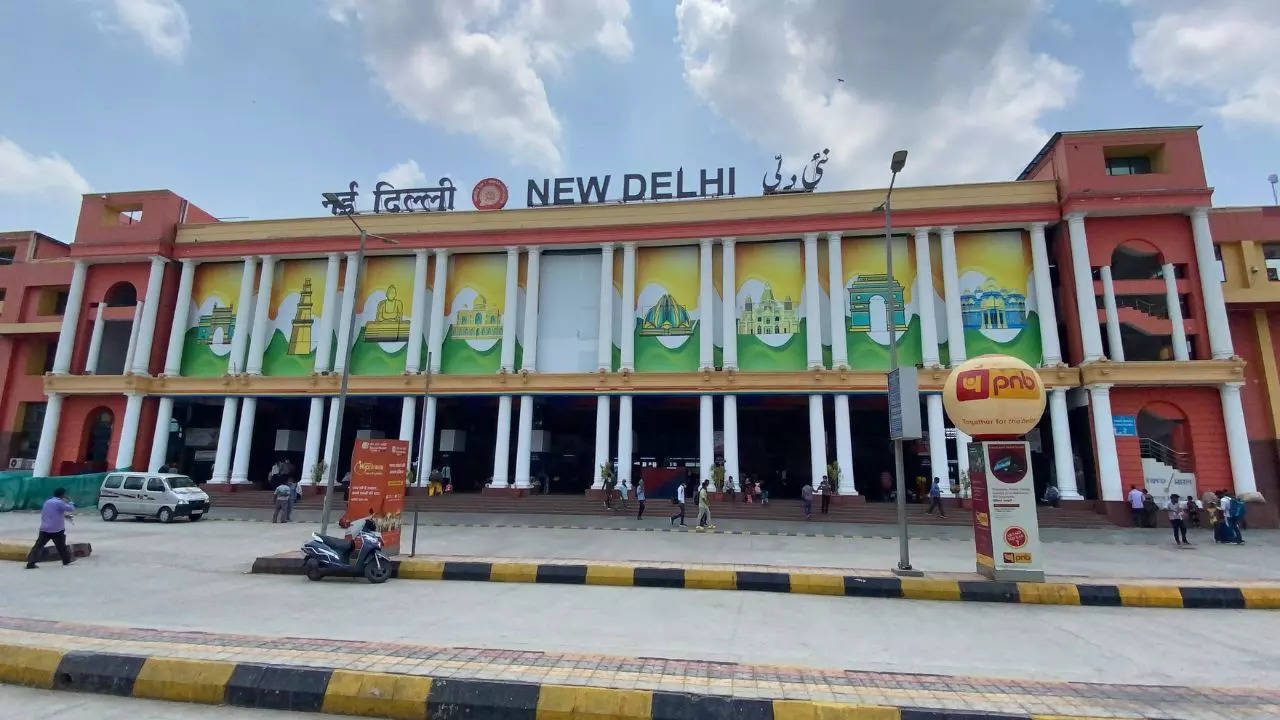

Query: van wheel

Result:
[100,505,118,522]
[189,514,203,522]
[157,507,173,524]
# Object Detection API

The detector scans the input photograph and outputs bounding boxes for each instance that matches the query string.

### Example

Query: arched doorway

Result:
[82,408,114,467]
[1137,401,1195,503]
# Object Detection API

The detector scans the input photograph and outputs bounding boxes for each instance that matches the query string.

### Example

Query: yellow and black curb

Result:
[0,541,93,563]
[252,554,1280,610]
[0,641,1129,719]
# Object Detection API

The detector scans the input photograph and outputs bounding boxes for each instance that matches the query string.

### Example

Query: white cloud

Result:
[108,0,191,63]
[1128,0,1280,128]
[0,138,91,199]
[674,0,1079,190]
[328,0,633,172]
[377,159,428,188]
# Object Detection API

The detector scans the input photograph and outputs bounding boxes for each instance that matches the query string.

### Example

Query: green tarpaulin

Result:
[0,470,108,512]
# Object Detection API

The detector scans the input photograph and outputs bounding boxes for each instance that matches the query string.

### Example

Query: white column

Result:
[955,430,971,491]
[1066,214,1105,362]
[31,393,63,477]
[321,397,344,485]
[399,397,416,442]
[1163,263,1190,361]
[914,228,940,367]
[808,394,827,486]
[721,238,738,370]
[940,227,966,366]
[418,396,438,479]
[597,244,614,371]
[1049,388,1080,499]
[500,246,519,372]
[148,397,174,472]
[51,260,87,374]
[84,303,106,374]
[833,394,856,495]
[130,256,167,375]
[827,232,848,368]
[1089,385,1122,501]
[121,302,143,374]
[210,397,239,483]
[427,250,448,372]
[163,259,196,375]
[115,393,144,469]
[405,250,429,373]
[1100,265,1124,362]
[522,247,542,371]
[721,395,738,490]
[514,396,534,488]
[926,394,950,496]
[314,253,341,373]
[698,238,714,370]
[617,395,633,486]
[1220,383,1257,494]
[802,233,823,368]
[245,255,275,374]
[300,397,325,485]
[331,253,358,375]
[229,397,257,484]
[592,395,611,488]
[490,395,512,486]
[229,257,257,374]
[1190,208,1234,359]
[620,243,636,370]
[699,394,714,479]
[1028,223,1062,366]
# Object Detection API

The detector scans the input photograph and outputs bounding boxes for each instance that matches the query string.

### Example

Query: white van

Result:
[98,472,211,523]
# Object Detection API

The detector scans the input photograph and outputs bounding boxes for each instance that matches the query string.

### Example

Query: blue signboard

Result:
[1112,415,1137,437]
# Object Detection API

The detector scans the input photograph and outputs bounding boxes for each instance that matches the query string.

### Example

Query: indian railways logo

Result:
[954,368,1041,401]
[472,178,509,211]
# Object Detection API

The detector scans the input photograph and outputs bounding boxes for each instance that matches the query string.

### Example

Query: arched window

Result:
[1110,241,1165,281]
[103,282,138,307]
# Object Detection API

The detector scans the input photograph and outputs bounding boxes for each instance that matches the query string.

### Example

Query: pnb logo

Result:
[955,368,1040,401]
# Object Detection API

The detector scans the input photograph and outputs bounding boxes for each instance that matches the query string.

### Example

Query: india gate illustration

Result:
[452,294,503,340]
[364,284,411,342]
[738,283,797,336]
[639,293,693,336]
[846,274,908,332]
[287,278,314,354]
[196,303,235,345]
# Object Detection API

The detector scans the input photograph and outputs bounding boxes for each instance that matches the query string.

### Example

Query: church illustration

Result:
[738,283,797,336]
[287,277,315,354]
[961,280,1027,330]
[846,274,908,332]
[639,293,693,336]
[364,283,411,342]
[195,303,235,345]
[453,294,503,340]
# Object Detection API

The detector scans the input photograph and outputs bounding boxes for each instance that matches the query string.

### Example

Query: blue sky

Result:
[0,0,1275,243]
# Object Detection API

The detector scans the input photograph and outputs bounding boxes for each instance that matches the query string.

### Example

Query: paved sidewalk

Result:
[1,615,1275,719]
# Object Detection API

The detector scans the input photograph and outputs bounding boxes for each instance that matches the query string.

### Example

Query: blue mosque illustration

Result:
[846,274,908,332]
[961,280,1027,330]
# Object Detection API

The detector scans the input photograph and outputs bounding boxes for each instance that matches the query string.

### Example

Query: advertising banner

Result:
[346,438,409,554]
[840,236,922,369]
[261,258,330,376]
[735,240,806,370]
[442,253,507,374]
[179,262,247,377]
[968,440,1043,581]
[954,231,1042,366]
[634,245,700,372]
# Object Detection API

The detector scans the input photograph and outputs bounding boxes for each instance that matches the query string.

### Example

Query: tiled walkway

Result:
[0,615,1275,718]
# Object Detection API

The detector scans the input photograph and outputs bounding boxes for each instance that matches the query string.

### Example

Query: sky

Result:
[0,0,1277,244]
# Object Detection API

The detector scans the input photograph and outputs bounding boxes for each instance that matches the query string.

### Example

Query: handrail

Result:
[1115,295,1169,319]
[1139,437,1194,472]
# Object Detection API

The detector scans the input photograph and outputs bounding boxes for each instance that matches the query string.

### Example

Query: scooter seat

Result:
[319,535,353,555]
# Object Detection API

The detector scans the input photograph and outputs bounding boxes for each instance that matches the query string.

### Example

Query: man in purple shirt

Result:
[26,488,75,569]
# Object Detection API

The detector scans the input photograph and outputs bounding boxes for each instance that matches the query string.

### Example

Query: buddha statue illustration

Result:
[363,283,410,342]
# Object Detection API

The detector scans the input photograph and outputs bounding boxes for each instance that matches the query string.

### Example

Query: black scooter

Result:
[301,518,392,584]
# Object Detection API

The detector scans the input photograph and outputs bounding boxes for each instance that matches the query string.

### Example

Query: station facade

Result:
[2,126,1278,525]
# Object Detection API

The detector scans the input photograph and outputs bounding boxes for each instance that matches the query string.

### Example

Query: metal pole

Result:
[884,172,913,573]
[319,227,366,536]
[410,350,432,557]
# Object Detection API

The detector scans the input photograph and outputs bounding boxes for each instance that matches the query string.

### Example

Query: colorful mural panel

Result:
[179,262,244,377]
[351,255,416,375]
[261,258,328,376]
[442,253,506,374]
[954,230,1042,366]
[841,236,922,369]
[735,240,806,370]
[634,245,700,372]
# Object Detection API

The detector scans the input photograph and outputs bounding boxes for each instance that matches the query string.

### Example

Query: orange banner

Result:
[346,439,408,554]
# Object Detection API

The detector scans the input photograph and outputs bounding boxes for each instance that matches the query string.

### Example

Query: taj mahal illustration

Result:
[453,294,503,340]
[639,293,693,336]
[961,281,1027,330]
[738,283,797,335]
[846,274,908,332]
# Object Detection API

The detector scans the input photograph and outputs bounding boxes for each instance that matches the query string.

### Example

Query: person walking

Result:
[25,488,75,569]
[925,477,946,517]
[800,481,814,520]
[635,478,646,520]
[1127,485,1144,527]
[1166,493,1189,545]
[272,481,293,523]
[617,478,629,511]
[670,480,687,527]
[695,480,714,530]
[1224,492,1246,544]
[818,475,831,514]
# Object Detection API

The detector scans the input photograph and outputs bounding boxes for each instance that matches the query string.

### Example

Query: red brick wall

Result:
[1110,386,1229,496]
